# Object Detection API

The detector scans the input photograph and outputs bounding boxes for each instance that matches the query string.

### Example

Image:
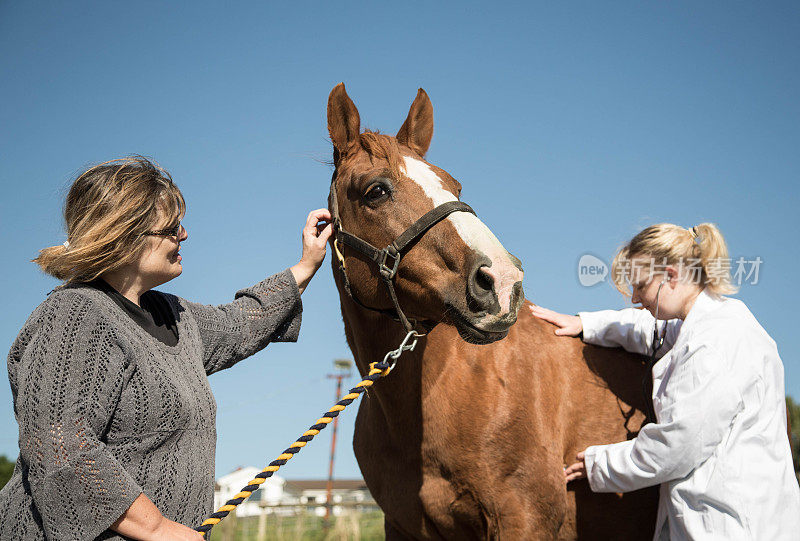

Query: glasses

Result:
[144,222,183,238]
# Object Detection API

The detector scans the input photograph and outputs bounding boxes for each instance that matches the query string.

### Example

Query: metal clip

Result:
[383,330,420,372]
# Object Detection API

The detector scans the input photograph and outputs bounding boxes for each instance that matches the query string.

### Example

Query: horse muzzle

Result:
[446,273,524,345]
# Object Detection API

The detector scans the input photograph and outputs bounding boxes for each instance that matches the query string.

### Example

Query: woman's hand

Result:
[565,451,587,483]
[529,305,583,337]
[111,493,203,540]
[290,208,334,294]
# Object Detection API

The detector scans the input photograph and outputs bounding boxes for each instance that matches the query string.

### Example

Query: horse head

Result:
[327,83,524,344]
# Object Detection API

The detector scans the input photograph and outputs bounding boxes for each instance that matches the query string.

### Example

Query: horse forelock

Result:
[338,130,454,195]
[357,130,405,179]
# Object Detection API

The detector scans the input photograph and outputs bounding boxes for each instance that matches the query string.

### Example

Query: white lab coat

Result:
[578,290,800,540]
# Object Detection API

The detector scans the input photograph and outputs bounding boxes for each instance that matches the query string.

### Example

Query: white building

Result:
[214,468,376,517]
[214,467,300,517]
[285,479,376,517]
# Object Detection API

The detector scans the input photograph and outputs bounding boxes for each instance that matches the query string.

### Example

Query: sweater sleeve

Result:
[578,307,681,359]
[182,269,303,375]
[12,291,142,541]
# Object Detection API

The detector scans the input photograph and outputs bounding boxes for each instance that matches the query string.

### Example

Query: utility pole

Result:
[325,359,352,522]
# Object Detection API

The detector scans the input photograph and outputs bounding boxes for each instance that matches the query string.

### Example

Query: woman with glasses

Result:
[0,157,333,540]
[531,223,799,540]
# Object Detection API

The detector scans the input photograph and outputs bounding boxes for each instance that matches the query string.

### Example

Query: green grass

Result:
[0,455,14,489]
[207,510,385,541]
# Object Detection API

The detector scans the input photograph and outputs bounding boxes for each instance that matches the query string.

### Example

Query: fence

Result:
[207,501,385,541]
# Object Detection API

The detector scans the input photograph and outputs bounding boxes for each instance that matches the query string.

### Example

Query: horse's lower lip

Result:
[446,306,509,345]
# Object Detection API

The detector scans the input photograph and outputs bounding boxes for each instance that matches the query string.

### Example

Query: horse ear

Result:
[327,83,361,163]
[397,88,434,157]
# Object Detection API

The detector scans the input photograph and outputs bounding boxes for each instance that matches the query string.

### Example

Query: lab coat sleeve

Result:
[578,307,681,358]
[582,342,743,493]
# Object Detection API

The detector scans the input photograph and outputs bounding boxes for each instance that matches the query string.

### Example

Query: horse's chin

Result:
[447,308,511,345]
[455,322,509,345]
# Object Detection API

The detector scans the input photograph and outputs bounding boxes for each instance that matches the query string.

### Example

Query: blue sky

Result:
[1,2,798,482]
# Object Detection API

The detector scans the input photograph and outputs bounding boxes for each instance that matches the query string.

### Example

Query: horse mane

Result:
[359,130,405,179]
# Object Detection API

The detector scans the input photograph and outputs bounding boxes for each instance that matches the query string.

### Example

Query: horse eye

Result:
[365,184,389,202]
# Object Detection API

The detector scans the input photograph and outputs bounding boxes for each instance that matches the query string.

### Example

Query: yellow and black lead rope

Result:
[195,359,393,536]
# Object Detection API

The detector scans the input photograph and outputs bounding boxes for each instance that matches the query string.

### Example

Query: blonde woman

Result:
[0,157,333,540]
[531,223,800,540]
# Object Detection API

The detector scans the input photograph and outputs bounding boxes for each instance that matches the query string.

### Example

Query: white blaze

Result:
[401,156,521,313]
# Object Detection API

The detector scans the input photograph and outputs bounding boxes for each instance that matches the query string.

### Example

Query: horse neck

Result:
[333,271,425,427]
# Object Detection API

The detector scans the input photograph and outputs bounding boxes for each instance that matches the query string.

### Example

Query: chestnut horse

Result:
[326,83,658,540]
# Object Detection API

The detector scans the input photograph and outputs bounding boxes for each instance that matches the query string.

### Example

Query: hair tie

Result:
[62,240,70,249]
[690,227,702,244]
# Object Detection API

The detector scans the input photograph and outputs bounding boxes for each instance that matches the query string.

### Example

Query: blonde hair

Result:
[611,222,737,297]
[34,156,185,283]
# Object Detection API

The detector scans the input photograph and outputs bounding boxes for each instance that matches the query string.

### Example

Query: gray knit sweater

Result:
[0,270,302,540]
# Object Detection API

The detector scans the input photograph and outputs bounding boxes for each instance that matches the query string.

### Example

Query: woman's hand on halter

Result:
[529,305,583,337]
[564,452,587,483]
[290,208,334,295]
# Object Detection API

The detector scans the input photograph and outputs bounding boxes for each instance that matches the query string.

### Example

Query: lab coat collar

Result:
[681,288,724,330]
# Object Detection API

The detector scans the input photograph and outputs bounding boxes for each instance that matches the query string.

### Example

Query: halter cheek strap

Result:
[329,179,475,333]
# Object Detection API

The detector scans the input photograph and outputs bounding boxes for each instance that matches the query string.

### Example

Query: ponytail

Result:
[33,244,73,281]
[692,222,738,295]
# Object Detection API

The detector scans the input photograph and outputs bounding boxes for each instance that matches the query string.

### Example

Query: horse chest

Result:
[417,468,566,540]
[353,404,498,539]
[418,474,496,539]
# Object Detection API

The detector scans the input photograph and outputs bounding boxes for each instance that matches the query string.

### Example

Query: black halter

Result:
[329,177,475,333]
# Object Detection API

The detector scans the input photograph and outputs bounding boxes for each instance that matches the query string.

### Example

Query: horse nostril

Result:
[467,263,500,314]
[476,266,494,293]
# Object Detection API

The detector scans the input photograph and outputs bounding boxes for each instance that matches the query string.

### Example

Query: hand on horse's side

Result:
[564,451,587,483]
[291,208,334,295]
[529,305,583,336]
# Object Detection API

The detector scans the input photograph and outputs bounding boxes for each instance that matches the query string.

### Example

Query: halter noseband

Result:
[329,177,475,333]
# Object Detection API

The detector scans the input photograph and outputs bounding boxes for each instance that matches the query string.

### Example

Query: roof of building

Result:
[216,467,285,487]
[284,479,369,491]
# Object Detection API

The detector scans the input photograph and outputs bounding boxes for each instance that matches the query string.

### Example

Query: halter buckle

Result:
[378,248,401,280]
[333,237,347,270]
